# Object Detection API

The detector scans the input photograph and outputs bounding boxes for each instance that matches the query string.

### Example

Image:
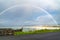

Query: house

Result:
[0,29,14,36]
[0,28,23,36]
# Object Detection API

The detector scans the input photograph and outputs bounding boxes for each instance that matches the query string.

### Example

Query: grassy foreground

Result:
[14,29,60,35]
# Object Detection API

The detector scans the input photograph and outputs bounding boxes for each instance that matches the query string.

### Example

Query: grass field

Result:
[14,29,60,35]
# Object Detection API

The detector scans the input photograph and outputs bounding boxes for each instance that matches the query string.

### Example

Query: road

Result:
[0,32,60,40]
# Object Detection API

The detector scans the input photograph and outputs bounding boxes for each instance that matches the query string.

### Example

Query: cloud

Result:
[0,0,60,10]
[28,0,59,10]
[0,20,8,24]
[0,0,59,26]
[36,15,57,25]
[23,15,57,26]
[14,0,59,10]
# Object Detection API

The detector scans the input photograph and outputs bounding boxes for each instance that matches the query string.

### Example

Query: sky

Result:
[0,0,60,27]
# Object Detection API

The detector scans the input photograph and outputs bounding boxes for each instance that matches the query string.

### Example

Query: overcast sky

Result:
[0,0,60,27]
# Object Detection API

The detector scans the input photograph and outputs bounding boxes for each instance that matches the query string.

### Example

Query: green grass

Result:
[14,29,60,35]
